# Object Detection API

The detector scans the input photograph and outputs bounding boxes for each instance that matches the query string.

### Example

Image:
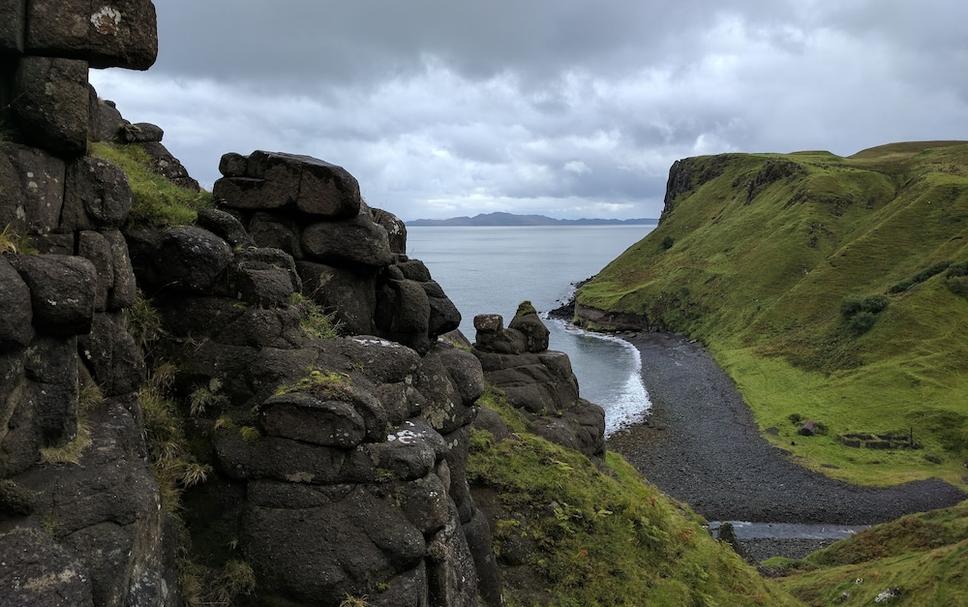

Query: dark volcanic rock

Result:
[25,0,159,70]
[63,155,135,230]
[138,142,201,190]
[151,226,232,293]
[260,392,367,448]
[508,301,549,353]
[120,121,164,143]
[372,207,408,254]
[0,143,66,235]
[78,230,114,311]
[88,94,127,143]
[24,336,79,445]
[0,259,34,351]
[0,0,25,53]
[0,528,94,607]
[78,313,146,397]
[302,214,394,268]
[12,56,89,156]
[197,207,255,249]
[13,255,96,337]
[299,261,377,335]
[249,212,303,258]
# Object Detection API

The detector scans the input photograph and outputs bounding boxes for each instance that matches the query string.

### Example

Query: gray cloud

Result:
[90,0,968,220]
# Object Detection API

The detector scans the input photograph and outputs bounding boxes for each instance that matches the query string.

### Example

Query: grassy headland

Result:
[578,141,968,487]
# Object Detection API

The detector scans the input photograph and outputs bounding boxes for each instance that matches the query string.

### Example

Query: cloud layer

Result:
[91,0,968,220]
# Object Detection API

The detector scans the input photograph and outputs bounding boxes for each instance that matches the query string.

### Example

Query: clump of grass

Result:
[275,369,353,400]
[125,291,163,351]
[179,559,257,607]
[139,363,212,512]
[661,235,675,250]
[238,426,261,443]
[0,224,36,255]
[90,142,212,228]
[340,596,370,607]
[290,293,341,339]
[39,422,92,465]
[189,378,228,417]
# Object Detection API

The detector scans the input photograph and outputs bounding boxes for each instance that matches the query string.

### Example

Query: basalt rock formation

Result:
[213,151,458,353]
[472,303,606,458]
[0,2,178,605]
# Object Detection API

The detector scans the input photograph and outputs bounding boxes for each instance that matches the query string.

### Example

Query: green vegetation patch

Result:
[91,142,211,227]
[578,141,968,487]
[468,393,797,607]
[776,501,968,607]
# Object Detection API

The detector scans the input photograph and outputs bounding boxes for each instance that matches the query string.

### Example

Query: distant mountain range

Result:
[406,212,658,227]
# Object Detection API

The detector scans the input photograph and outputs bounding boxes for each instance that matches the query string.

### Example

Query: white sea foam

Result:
[548,317,652,436]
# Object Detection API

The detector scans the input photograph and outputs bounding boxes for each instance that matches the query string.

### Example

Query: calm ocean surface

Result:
[408,225,655,433]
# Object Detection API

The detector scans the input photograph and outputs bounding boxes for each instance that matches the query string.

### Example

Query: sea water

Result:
[408,225,654,434]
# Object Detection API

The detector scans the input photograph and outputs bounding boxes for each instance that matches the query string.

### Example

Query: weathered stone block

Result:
[79,313,145,396]
[196,207,254,249]
[26,0,159,70]
[298,261,377,335]
[24,336,79,445]
[260,392,366,448]
[12,56,89,156]
[0,528,95,607]
[248,212,303,258]
[372,207,408,255]
[302,213,394,267]
[62,155,134,230]
[12,254,96,336]
[0,258,33,350]
[0,142,66,235]
[0,0,25,54]
[103,229,136,310]
[78,230,115,311]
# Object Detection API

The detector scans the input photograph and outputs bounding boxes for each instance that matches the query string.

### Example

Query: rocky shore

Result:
[608,333,965,529]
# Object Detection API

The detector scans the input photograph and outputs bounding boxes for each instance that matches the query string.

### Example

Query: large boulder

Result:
[145,226,232,294]
[0,143,66,235]
[298,261,377,335]
[138,142,200,191]
[508,301,550,353]
[24,336,79,445]
[61,155,134,231]
[0,0,25,53]
[12,56,89,156]
[78,230,114,311]
[12,255,96,337]
[25,0,159,70]
[216,151,362,219]
[0,528,94,607]
[302,214,394,268]
[372,207,408,255]
[78,313,145,397]
[120,121,163,143]
[0,259,33,351]
[88,94,127,143]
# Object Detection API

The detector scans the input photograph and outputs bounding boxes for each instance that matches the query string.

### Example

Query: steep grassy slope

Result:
[578,141,968,487]
[468,392,799,607]
[773,501,968,606]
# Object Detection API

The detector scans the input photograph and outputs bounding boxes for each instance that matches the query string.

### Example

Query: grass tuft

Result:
[39,422,92,465]
[90,142,211,228]
[291,293,341,339]
[124,291,163,352]
[0,224,37,255]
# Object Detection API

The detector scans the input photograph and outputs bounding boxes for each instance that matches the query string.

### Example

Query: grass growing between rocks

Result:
[290,293,341,339]
[139,363,212,513]
[578,141,968,488]
[769,501,968,606]
[91,142,211,227]
[0,224,36,255]
[468,392,798,607]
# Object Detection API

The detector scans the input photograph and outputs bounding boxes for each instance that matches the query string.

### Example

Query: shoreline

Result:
[606,332,966,526]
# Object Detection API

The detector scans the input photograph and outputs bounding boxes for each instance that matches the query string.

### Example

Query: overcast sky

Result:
[90,0,968,220]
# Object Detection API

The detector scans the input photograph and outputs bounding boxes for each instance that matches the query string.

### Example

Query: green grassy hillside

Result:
[578,141,968,487]
[468,392,799,607]
[773,501,968,606]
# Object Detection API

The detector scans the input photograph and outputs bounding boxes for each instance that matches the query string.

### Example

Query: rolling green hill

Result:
[577,141,968,487]
[773,500,968,606]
